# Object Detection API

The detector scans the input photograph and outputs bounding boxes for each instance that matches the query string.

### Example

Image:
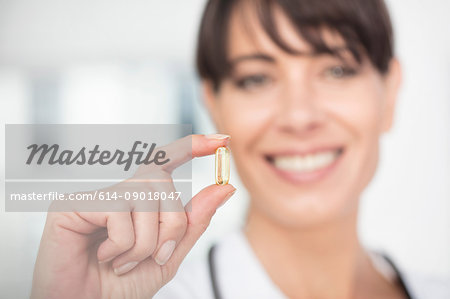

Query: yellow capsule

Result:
[215,146,230,185]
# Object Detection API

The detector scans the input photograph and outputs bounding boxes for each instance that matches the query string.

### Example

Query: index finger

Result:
[136,134,230,175]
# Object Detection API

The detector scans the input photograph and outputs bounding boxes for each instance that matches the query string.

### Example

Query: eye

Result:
[234,74,271,90]
[324,65,358,79]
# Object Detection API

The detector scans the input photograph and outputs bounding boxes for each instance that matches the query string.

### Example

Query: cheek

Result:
[324,77,385,145]
[324,79,385,197]
[216,92,275,146]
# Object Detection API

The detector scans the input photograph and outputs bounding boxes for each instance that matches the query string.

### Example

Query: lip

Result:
[264,144,344,157]
[264,147,345,185]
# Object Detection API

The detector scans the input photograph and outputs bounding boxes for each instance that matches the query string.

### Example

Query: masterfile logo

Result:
[4,124,193,212]
[26,141,170,171]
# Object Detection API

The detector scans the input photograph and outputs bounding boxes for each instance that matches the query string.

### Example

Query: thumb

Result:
[163,184,236,272]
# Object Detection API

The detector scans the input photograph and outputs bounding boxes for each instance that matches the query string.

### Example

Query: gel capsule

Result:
[215,146,230,185]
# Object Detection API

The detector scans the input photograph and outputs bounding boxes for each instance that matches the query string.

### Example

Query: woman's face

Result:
[204,4,401,228]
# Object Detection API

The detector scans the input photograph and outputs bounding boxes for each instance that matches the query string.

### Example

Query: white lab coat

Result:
[154,230,450,299]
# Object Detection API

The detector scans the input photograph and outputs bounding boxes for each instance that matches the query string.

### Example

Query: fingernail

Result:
[219,189,236,208]
[205,134,230,140]
[155,240,176,266]
[114,261,138,275]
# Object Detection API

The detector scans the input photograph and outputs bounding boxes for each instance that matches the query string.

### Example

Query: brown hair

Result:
[196,0,394,91]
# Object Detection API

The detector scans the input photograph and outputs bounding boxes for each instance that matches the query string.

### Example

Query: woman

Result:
[31,0,448,298]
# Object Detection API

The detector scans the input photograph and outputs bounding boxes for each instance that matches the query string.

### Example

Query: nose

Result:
[275,78,325,135]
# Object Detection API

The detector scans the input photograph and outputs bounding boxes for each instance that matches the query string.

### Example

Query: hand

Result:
[30,134,236,299]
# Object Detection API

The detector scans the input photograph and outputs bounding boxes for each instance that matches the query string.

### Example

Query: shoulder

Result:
[370,250,450,299]
[401,270,450,299]
[367,249,450,299]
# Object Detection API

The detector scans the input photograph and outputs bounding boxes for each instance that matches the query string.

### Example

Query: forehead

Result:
[226,1,348,60]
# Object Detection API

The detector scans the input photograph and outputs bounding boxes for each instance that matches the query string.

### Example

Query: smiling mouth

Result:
[264,147,344,183]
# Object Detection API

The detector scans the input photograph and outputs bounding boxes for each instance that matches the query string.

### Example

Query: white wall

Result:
[359,0,450,278]
[0,0,205,67]
[0,0,449,297]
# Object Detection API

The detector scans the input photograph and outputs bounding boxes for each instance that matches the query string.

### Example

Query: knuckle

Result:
[169,214,188,228]
[163,215,187,233]
[132,241,157,259]
[118,234,135,250]
[171,220,187,232]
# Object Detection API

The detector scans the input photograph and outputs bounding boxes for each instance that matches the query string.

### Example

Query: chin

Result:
[258,193,357,229]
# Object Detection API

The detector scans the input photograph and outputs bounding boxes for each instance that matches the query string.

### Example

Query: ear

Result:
[381,58,402,133]
[201,80,222,128]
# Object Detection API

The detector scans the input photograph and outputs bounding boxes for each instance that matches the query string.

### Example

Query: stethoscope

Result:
[207,244,414,299]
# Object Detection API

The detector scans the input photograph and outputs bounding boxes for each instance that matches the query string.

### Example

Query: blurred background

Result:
[0,0,449,297]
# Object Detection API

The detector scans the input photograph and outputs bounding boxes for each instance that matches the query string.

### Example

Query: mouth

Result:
[265,147,344,184]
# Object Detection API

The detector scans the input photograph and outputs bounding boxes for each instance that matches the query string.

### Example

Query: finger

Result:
[191,134,231,157]
[94,212,135,263]
[111,211,159,275]
[136,134,230,175]
[153,210,187,266]
[152,181,188,266]
[164,184,236,270]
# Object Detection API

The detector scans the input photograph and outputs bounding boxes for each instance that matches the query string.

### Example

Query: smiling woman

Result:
[196,0,399,231]
[154,0,449,298]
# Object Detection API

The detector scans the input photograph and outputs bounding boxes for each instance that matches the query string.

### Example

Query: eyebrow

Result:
[228,50,329,66]
[228,47,356,67]
[228,53,276,66]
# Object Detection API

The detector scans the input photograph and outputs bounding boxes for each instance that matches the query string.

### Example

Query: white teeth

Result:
[273,150,340,173]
